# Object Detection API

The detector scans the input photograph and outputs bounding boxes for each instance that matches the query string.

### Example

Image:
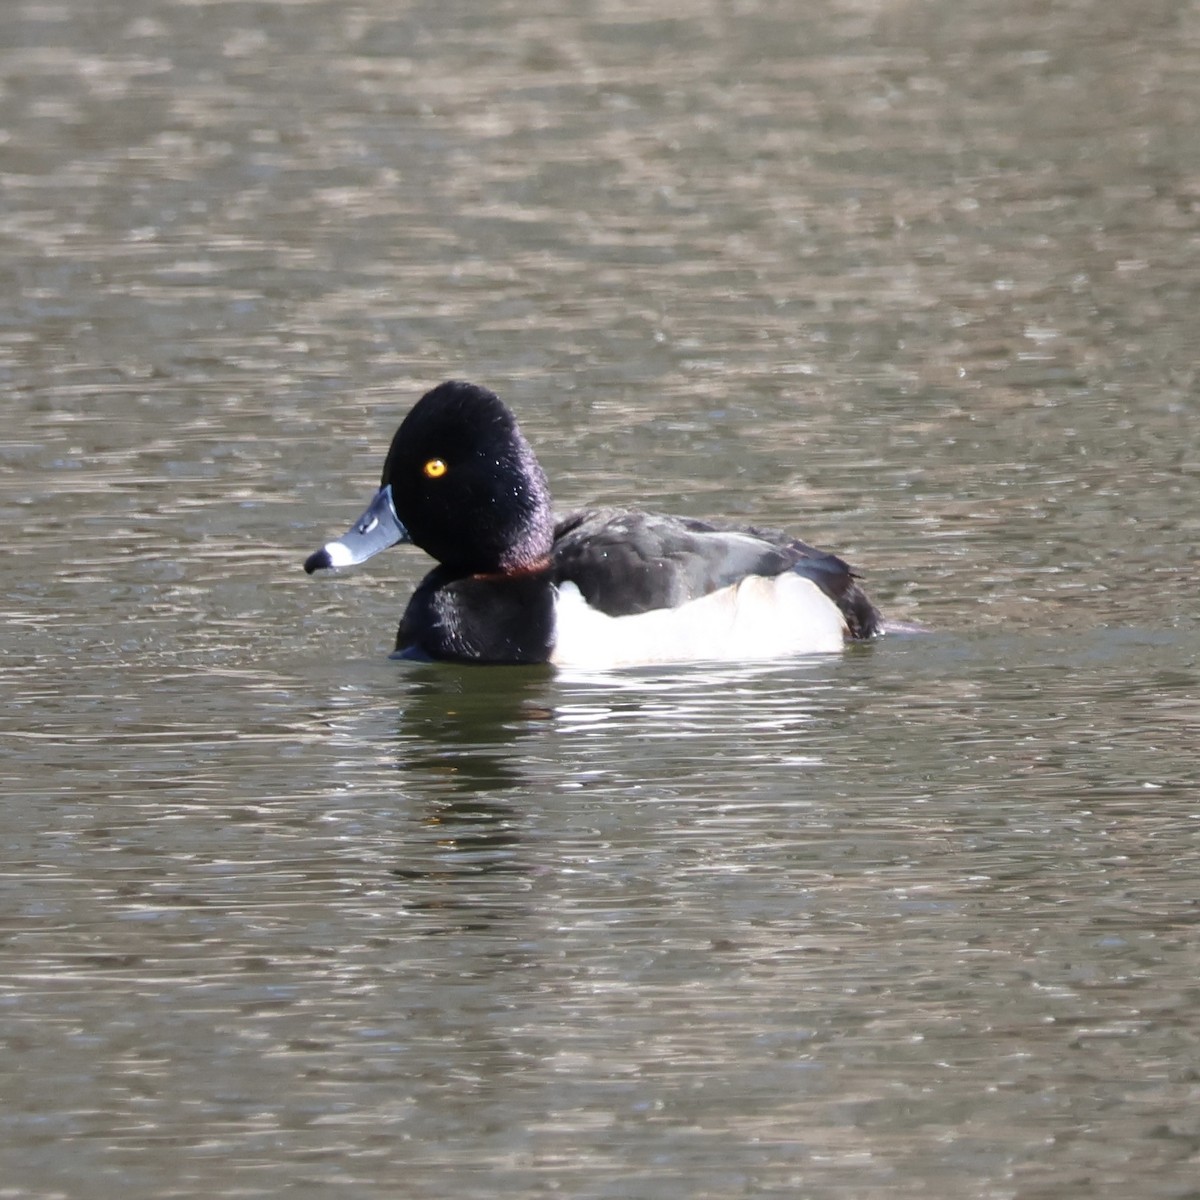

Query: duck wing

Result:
[551,509,880,638]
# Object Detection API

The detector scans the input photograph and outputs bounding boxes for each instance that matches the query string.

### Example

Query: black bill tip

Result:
[304,548,333,574]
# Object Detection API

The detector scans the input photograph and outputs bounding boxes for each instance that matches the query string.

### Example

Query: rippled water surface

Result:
[3,1,1199,1196]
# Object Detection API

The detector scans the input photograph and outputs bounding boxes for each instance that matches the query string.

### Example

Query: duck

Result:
[303,381,882,666]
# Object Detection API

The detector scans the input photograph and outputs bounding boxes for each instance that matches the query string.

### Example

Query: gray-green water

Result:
[3,1,1199,1196]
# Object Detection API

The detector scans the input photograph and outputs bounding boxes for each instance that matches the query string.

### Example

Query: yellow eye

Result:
[423,458,447,479]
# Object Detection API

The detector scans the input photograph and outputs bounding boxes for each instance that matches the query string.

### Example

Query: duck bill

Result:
[304,484,409,574]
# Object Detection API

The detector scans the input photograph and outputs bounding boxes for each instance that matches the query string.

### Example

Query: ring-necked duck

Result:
[304,381,882,666]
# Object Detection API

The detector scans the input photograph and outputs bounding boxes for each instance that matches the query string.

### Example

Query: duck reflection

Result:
[392,662,553,794]
[385,664,554,925]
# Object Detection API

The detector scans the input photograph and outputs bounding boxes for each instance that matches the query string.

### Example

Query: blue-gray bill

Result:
[304,484,409,574]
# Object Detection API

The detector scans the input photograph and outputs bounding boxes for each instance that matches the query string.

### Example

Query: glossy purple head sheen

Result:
[382,381,555,574]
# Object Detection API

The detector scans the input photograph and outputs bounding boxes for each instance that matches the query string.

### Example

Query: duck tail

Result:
[789,547,883,640]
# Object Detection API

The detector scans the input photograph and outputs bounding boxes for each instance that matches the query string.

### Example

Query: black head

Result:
[381,381,554,574]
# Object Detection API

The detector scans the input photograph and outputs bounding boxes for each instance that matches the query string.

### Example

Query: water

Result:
[3,1,1200,1196]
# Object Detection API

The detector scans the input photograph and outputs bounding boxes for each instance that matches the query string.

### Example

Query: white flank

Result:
[550,575,848,668]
